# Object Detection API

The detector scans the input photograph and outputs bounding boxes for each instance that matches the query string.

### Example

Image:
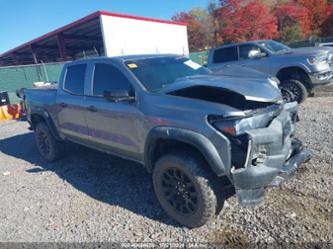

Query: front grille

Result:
[283,121,292,139]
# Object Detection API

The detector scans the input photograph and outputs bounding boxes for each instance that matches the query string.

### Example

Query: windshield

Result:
[257,40,291,53]
[125,56,211,92]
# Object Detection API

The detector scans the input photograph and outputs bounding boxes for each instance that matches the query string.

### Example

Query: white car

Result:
[316,42,333,48]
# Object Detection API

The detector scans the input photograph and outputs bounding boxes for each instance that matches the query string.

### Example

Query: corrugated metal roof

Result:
[0,10,187,66]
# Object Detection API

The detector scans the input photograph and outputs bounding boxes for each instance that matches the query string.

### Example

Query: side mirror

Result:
[103,89,135,102]
[248,50,266,59]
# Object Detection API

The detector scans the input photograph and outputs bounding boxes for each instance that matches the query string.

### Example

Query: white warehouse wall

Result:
[100,15,189,57]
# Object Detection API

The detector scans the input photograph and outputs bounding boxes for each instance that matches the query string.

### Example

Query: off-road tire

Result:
[152,151,224,228]
[280,87,295,103]
[280,79,308,103]
[35,122,64,162]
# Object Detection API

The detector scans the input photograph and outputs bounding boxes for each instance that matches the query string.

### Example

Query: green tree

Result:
[188,7,216,49]
[173,6,217,51]
[279,24,304,43]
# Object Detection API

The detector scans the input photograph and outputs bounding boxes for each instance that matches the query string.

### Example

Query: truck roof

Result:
[213,40,271,49]
[65,54,181,66]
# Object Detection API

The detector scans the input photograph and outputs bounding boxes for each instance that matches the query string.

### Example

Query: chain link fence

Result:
[288,36,333,48]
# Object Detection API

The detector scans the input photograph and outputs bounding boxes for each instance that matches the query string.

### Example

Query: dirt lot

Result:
[0,97,332,247]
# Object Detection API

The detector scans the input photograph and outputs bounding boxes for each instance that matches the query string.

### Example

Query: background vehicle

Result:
[207,40,333,103]
[316,42,333,48]
[20,55,311,227]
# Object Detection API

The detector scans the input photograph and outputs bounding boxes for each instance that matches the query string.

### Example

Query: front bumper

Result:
[230,102,312,206]
[309,69,333,87]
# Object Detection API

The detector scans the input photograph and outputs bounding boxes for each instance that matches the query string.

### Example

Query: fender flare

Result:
[30,107,62,141]
[276,66,312,89]
[144,126,228,176]
[274,64,311,76]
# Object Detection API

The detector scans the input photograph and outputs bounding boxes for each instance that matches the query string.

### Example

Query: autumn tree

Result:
[296,0,329,36]
[279,25,304,43]
[172,8,216,51]
[321,3,333,36]
[188,7,216,49]
[274,2,310,42]
[174,0,333,52]
[216,0,278,43]
[207,0,221,46]
[261,0,290,10]
[172,12,204,51]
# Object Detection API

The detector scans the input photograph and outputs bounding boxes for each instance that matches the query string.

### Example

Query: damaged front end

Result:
[165,74,311,206]
[209,102,312,206]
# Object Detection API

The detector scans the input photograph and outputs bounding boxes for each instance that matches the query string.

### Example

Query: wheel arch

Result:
[276,66,312,89]
[30,108,62,141]
[144,127,228,177]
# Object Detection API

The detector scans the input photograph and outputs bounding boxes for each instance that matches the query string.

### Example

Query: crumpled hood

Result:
[212,64,272,79]
[160,74,282,103]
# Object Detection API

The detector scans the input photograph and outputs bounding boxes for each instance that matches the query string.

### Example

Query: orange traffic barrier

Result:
[0,104,21,121]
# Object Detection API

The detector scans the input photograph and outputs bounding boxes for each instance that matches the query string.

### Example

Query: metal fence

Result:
[288,36,333,48]
[189,51,208,65]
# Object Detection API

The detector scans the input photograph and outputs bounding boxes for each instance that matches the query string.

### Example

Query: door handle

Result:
[60,102,67,108]
[87,105,98,112]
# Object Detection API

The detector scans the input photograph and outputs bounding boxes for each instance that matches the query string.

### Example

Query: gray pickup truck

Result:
[20,54,311,227]
[207,40,333,103]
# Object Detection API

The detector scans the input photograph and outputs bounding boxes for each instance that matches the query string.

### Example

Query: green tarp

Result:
[0,63,64,103]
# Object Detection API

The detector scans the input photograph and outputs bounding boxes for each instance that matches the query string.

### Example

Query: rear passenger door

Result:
[56,63,89,142]
[210,46,238,71]
[84,62,142,160]
[238,44,271,73]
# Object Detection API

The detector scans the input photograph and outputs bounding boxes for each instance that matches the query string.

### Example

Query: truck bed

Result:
[24,86,57,110]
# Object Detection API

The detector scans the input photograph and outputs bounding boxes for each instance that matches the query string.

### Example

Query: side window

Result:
[239,45,262,60]
[64,64,86,95]
[213,47,237,63]
[93,63,132,96]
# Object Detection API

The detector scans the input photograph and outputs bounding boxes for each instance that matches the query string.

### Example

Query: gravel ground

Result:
[0,97,332,247]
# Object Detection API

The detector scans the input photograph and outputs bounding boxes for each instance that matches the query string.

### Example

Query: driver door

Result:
[84,62,143,160]
[237,44,271,74]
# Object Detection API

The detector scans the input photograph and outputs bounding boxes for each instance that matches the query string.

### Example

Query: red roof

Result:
[0,10,187,58]
[99,10,187,26]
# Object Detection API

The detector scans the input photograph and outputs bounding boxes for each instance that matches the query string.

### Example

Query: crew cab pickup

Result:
[207,40,333,103]
[20,55,312,227]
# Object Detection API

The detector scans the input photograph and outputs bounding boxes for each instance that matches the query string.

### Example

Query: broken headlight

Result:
[208,115,268,136]
[208,116,243,136]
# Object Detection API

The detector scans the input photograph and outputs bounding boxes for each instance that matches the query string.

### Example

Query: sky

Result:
[0,0,210,54]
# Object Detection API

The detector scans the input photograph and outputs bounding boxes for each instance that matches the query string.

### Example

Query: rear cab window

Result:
[213,46,238,63]
[63,64,87,95]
